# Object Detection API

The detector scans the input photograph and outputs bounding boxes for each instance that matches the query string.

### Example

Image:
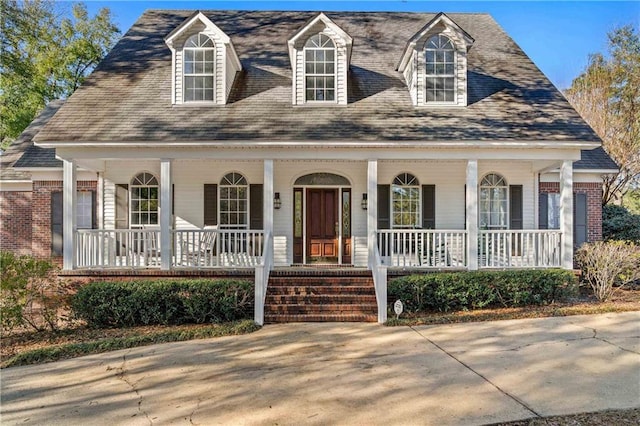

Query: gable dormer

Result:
[398,13,474,107]
[288,13,352,105]
[165,11,241,105]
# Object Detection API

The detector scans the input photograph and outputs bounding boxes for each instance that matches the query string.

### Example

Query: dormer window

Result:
[183,33,215,102]
[288,13,352,105]
[398,13,474,107]
[425,35,455,103]
[304,34,336,102]
[165,11,241,105]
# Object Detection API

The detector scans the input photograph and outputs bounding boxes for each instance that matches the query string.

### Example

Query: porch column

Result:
[466,159,479,271]
[560,160,574,269]
[367,160,378,269]
[62,159,77,270]
[160,159,172,270]
[263,159,274,236]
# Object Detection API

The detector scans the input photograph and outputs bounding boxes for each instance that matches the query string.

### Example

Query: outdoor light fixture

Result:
[274,192,281,209]
[361,193,368,210]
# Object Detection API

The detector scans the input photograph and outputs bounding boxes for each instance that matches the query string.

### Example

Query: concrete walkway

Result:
[1,312,639,425]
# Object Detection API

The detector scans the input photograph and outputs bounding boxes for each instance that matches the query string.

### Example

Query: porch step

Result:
[264,272,377,323]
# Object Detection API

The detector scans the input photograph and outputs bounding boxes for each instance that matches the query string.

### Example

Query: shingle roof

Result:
[574,146,618,171]
[34,10,602,145]
[1,101,63,181]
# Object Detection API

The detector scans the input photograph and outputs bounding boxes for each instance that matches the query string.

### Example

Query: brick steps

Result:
[264,271,377,323]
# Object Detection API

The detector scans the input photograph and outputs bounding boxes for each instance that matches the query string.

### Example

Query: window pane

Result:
[184,50,194,61]
[325,90,335,101]
[305,50,314,61]
[326,77,335,89]
[326,50,334,61]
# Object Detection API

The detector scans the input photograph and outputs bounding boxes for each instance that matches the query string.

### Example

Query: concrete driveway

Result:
[2,312,639,425]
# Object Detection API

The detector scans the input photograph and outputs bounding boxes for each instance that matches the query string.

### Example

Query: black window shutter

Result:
[250,184,263,229]
[91,190,97,229]
[422,184,436,229]
[115,184,129,229]
[574,193,588,247]
[203,184,218,226]
[539,193,548,229]
[509,185,523,230]
[377,184,390,229]
[51,191,63,256]
[464,184,467,228]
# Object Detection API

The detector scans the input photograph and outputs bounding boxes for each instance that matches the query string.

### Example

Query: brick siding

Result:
[0,191,33,255]
[539,182,603,242]
[3,180,97,260]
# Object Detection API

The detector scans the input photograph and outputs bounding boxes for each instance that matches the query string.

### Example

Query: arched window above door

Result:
[294,173,350,186]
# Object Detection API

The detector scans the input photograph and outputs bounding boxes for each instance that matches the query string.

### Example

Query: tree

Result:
[565,25,640,205]
[0,0,119,148]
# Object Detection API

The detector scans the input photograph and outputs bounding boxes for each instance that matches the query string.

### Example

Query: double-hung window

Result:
[304,33,336,102]
[183,33,215,102]
[479,173,508,229]
[425,34,455,103]
[219,172,248,229]
[392,173,420,228]
[130,172,159,226]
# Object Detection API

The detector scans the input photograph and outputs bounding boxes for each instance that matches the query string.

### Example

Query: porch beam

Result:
[466,159,479,271]
[62,159,77,270]
[367,160,378,269]
[160,159,172,270]
[560,160,574,269]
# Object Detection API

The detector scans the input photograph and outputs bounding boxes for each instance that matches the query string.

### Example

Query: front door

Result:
[306,188,338,263]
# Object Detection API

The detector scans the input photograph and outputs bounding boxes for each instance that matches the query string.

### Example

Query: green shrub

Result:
[388,269,577,313]
[72,279,254,327]
[0,251,69,333]
[603,205,640,242]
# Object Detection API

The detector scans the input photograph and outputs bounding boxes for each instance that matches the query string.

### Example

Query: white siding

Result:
[293,29,349,105]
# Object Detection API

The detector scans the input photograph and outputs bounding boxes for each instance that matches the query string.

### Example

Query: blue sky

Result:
[80,1,639,89]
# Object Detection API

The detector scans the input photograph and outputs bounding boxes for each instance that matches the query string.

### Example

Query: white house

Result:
[1,11,617,323]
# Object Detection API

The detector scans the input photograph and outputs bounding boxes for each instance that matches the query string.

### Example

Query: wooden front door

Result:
[306,188,338,263]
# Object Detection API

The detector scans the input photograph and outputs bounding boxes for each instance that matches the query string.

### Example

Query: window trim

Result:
[129,171,159,228]
[391,173,421,229]
[479,173,509,230]
[218,172,249,229]
[303,33,338,104]
[424,34,457,105]
[182,33,216,103]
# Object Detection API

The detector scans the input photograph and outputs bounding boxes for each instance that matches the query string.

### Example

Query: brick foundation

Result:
[0,191,33,255]
[539,182,602,242]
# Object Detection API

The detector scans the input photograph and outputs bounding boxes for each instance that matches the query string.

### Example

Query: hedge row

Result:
[72,279,254,328]
[388,269,577,313]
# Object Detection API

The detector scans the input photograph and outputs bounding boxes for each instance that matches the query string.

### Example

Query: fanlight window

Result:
[392,173,420,228]
[183,33,215,102]
[219,172,248,228]
[130,172,159,226]
[304,33,336,102]
[425,34,455,103]
[480,173,508,229]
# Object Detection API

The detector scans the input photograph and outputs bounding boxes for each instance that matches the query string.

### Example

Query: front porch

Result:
[57,154,579,324]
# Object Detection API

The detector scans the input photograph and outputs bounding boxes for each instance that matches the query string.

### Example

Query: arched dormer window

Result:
[425,34,455,103]
[183,33,215,102]
[130,172,159,226]
[480,173,508,229]
[304,34,336,102]
[392,173,420,228]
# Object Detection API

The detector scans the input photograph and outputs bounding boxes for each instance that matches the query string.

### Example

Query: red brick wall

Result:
[29,180,98,259]
[539,182,603,242]
[0,191,33,255]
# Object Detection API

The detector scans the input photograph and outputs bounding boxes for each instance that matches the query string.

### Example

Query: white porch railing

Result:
[377,230,468,268]
[76,229,161,268]
[254,232,273,326]
[173,229,264,268]
[75,229,264,269]
[479,230,562,268]
[372,243,387,323]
